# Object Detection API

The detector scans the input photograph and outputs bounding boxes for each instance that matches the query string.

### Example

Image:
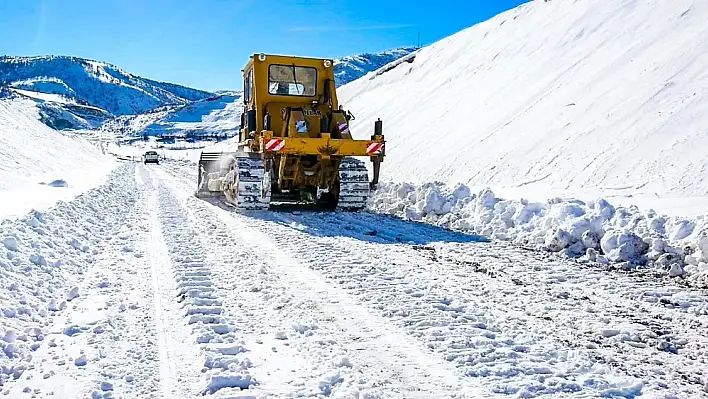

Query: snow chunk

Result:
[74,355,88,366]
[3,329,18,343]
[201,374,254,395]
[601,329,621,338]
[600,231,648,263]
[3,236,19,251]
[41,179,69,188]
[66,286,80,301]
[99,381,113,391]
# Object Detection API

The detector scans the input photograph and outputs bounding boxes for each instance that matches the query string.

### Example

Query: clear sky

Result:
[0,0,529,91]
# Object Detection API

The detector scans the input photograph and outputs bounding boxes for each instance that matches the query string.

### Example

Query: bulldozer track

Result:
[336,156,371,211]
[229,154,271,211]
[147,168,260,396]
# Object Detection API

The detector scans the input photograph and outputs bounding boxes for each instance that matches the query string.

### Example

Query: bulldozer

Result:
[195,53,385,211]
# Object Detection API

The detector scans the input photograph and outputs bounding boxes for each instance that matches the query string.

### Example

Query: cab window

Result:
[268,64,316,96]
[244,69,253,102]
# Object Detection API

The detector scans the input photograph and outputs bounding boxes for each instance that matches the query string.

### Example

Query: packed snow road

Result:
[2,160,707,398]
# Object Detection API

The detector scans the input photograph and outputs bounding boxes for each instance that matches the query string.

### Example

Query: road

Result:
[5,160,707,398]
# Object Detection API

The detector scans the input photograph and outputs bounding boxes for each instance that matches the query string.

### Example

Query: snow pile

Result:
[369,181,708,285]
[339,0,708,202]
[0,165,136,387]
[0,98,116,218]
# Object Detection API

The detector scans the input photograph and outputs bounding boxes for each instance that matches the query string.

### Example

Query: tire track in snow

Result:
[142,166,188,398]
[140,164,256,397]
[155,164,487,398]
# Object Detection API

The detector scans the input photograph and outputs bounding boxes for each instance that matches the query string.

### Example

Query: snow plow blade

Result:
[196,151,271,211]
[195,152,234,198]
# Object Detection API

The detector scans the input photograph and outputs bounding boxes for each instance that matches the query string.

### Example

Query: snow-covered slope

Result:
[100,93,242,138]
[10,88,112,130]
[0,97,116,218]
[333,47,417,86]
[339,0,708,202]
[0,56,214,116]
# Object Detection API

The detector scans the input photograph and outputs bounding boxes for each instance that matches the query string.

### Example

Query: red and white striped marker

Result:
[366,141,383,155]
[264,138,285,151]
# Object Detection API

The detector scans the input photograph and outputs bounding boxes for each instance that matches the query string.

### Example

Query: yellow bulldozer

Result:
[195,53,385,211]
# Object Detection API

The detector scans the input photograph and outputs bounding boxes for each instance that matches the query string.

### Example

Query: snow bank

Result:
[369,181,708,286]
[339,0,708,200]
[0,165,136,386]
[0,98,116,217]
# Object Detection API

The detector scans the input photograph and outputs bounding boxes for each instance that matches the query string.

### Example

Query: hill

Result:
[0,55,214,119]
[338,0,708,203]
[99,92,242,138]
[0,96,115,218]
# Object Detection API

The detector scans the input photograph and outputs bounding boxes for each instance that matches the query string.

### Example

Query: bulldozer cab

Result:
[240,53,352,142]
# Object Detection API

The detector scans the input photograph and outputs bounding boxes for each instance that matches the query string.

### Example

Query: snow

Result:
[11,89,77,106]
[333,47,418,86]
[368,181,708,286]
[2,0,708,396]
[338,0,708,211]
[10,77,77,98]
[0,159,706,397]
[4,88,113,130]
[0,165,138,394]
[0,98,117,218]
[0,55,213,116]
[100,93,242,139]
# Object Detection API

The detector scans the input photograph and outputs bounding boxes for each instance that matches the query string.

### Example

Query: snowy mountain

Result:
[339,0,708,203]
[0,55,214,117]
[333,47,418,86]
[0,48,416,134]
[100,92,242,138]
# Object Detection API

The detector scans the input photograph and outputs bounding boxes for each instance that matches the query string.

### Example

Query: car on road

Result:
[143,150,160,165]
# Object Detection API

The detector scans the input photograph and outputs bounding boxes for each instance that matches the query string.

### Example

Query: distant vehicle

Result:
[143,150,160,164]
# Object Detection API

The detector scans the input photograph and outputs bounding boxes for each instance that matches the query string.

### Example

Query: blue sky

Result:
[1,0,528,91]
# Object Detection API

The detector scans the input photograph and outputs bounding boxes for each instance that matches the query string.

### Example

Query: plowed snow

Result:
[2,160,707,398]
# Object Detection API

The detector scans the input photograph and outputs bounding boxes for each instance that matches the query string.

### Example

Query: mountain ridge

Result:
[1,47,418,134]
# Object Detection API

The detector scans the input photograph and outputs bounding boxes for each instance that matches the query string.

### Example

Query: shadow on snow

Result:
[203,198,488,245]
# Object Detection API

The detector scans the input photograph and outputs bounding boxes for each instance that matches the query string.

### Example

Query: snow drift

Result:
[339,0,708,201]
